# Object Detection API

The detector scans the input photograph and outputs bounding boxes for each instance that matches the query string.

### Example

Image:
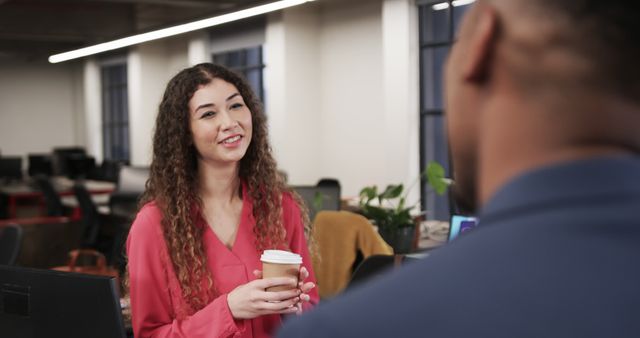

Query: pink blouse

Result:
[126,189,319,338]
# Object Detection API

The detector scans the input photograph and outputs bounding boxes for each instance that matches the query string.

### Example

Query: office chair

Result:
[74,182,127,266]
[312,211,393,298]
[347,254,419,290]
[73,182,101,248]
[34,175,64,216]
[0,223,24,265]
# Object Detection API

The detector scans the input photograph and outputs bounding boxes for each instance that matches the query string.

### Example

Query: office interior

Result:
[0,0,473,336]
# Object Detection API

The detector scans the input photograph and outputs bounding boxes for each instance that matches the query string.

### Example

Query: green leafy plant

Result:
[358,161,451,233]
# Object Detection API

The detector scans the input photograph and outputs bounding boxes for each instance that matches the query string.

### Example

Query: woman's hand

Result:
[295,266,316,314]
[227,277,301,319]
[252,267,316,315]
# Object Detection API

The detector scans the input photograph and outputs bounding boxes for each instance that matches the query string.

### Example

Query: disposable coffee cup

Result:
[261,250,302,292]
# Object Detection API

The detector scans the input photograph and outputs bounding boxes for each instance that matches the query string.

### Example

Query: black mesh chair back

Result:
[348,254,419,290]
[73,183,100,247]
[0,223,24,265]
[34,176,64,216]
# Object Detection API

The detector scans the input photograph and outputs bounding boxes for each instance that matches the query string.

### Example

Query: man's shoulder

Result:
[278,215,640,338]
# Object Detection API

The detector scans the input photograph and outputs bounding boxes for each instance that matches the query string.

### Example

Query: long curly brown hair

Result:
[138,63,311,312]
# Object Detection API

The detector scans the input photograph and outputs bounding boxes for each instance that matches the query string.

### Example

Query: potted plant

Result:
[358,161,450,253]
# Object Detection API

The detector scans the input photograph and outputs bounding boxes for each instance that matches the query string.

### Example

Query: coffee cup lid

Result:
[261,250,302,264]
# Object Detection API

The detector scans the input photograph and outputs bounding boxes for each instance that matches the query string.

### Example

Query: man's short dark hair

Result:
[534,0,640,102]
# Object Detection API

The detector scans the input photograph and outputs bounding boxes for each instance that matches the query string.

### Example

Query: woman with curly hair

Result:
[126,63,318,338]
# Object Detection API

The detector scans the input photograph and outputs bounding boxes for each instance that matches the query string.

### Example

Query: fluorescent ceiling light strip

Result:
[432,2,450,10]
[452,0,476,7]
[49,0,314,63]
[431,0,475,11]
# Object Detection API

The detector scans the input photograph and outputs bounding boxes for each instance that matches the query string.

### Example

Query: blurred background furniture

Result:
[106,165,149,272]
[34,175,66,216]
[1,175,115,219]
[108,166,148,219]
[51,146,86,177]
[291,179,341,223]
[0,156,23,182]
[0,216,83,268]
[312,210,392,299]
[347,254,420,291]
[0,223,23,265]
[28,154,54,177]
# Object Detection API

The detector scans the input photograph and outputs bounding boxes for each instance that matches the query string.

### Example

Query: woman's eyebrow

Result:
[195,93,240,111]
[226,93,240,101]
[195,103,214,112]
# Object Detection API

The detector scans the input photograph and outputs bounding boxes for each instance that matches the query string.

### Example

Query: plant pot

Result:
[379,225,415,254]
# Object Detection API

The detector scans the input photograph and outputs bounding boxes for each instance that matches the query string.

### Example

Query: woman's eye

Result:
[230,103,244,110]
[201,111,215,118]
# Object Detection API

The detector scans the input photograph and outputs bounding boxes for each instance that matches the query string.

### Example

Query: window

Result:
[212,46,265,101]
[101,62,129,162]
[418,0,473,220]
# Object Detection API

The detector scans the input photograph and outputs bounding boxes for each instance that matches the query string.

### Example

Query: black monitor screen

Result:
[52,147,85,176]
[66,155,96,179]
[0,157,23,181]
[27,155,53,177]
[0,266,126,338]
[291,185,341,222]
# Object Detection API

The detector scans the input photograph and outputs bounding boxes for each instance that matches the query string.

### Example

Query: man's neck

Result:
[477,94,639,206]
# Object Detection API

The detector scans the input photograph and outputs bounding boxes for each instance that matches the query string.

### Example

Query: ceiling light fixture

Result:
[49,0,315,63]
[432,0,476,11]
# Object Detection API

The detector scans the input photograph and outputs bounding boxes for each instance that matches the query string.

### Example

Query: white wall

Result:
[265,0,419,200]
[317,0,386,197]
[265,4,322,186]
[0,61,83,161]
[127,36,189,166]
[382,0,420,205]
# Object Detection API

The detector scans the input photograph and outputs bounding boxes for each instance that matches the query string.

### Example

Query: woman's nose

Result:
[219,110,238,131]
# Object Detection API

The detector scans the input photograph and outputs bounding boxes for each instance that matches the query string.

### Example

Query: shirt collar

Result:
[480,155,640,220]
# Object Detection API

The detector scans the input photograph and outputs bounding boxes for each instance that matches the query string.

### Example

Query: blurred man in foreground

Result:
[278,0,640,336]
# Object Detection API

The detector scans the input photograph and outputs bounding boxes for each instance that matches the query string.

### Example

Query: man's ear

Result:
[463,5,499,82]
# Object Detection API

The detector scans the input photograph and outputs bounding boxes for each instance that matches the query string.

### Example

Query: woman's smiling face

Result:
[189,78,253,167]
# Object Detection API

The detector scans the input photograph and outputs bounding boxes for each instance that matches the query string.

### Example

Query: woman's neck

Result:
[198,161,241,204]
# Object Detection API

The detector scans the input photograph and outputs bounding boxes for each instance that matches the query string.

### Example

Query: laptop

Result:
[448,214,479,241]
[0,266,126,338]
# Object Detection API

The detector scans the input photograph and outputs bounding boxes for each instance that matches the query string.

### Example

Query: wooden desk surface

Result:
[0,177,115,196]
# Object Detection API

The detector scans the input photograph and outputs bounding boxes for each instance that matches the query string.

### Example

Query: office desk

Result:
[0,177,115,218]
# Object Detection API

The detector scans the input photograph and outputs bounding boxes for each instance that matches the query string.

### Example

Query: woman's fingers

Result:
[299,266,309,281]
[261,288,301,302]
[299,281,315,295]
[253,277,297,290]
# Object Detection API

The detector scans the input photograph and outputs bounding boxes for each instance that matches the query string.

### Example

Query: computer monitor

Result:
[51,147,86,176]
[0,157,23,181]
[291,185,341,222]
[27,154,53,177]
[0,266,126,338]
[66,155,96,179]
[448,214,479,241]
